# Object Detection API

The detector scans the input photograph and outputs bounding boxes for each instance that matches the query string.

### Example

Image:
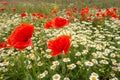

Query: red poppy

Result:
[106,8,110,12]
[32,12,38,16]
[52,9,58,13]
[37,13,44,18]
[7,23,34,50]
[102,13,106,17]
[0,42,7,48]
[81,17,85,20]
[66,11,72,16]
[44,20,54,29]
[111,13,118,19]
[93,6,97,9]
[48,35,71,57]
[96,13,100,17]
[69,17,74,21]
[0,8,5,11]
[2,1,8,5]
[72,7,77,12]
[113,7,118,12]
[88,17,92,21]
[98,9,101,12]
[53,17,69,28]
[12,8,16,11]
[21,13,27,18]
[90,14,93,16]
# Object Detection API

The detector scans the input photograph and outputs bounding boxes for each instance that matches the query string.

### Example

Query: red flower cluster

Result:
[95,8,118,19]
[7,23,34,50]
[80,6,90,20]
[66,10,72,16]
[65,7,78,21]
[44,17,69,29]
[31,12,48,21]
[48,35,71,57]
[31,12,48,19]
[79,6,119,21]
[96,9,106,18]
[0,7,16,12]
[106,8,118,18]
[66,7,77,16]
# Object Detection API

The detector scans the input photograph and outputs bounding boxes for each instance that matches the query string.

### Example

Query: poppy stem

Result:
[61,54,66,75]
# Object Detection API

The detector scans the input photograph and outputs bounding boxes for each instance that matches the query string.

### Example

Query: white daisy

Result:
[63,58,71,62]
[52,74,61,80]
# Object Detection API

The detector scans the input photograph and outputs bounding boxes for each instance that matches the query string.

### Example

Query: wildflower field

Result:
[0,0,120,80]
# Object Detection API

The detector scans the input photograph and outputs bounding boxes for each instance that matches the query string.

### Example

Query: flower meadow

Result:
[0,1,120,80]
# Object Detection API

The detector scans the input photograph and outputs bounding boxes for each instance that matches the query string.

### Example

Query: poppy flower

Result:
[32,12,38,16]
[21,13,27,18]
[48,35,71,57]
[2,1,8,5]
[52,9,58,13]
[113,7,118,12]
[69,17,74,21]
[0,8,4,11]
[88,17,92,21]
[72,7,77,12]
[90,14,93,17]
[93,6,97,9]
[111,13,118,19]
[44,20,54,29]
[12,8,16,11]
[81,17,85,20]
[96,13,100,17]
[53,17,69,28]
[66,11,72,16]
[102,13,106,17]
[98,9,101,12]
[0,42,7,48]
[37,13,44,18]
[7,23,34,50]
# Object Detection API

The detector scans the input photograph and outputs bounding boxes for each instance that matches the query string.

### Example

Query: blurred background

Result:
[0,0,120,13]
